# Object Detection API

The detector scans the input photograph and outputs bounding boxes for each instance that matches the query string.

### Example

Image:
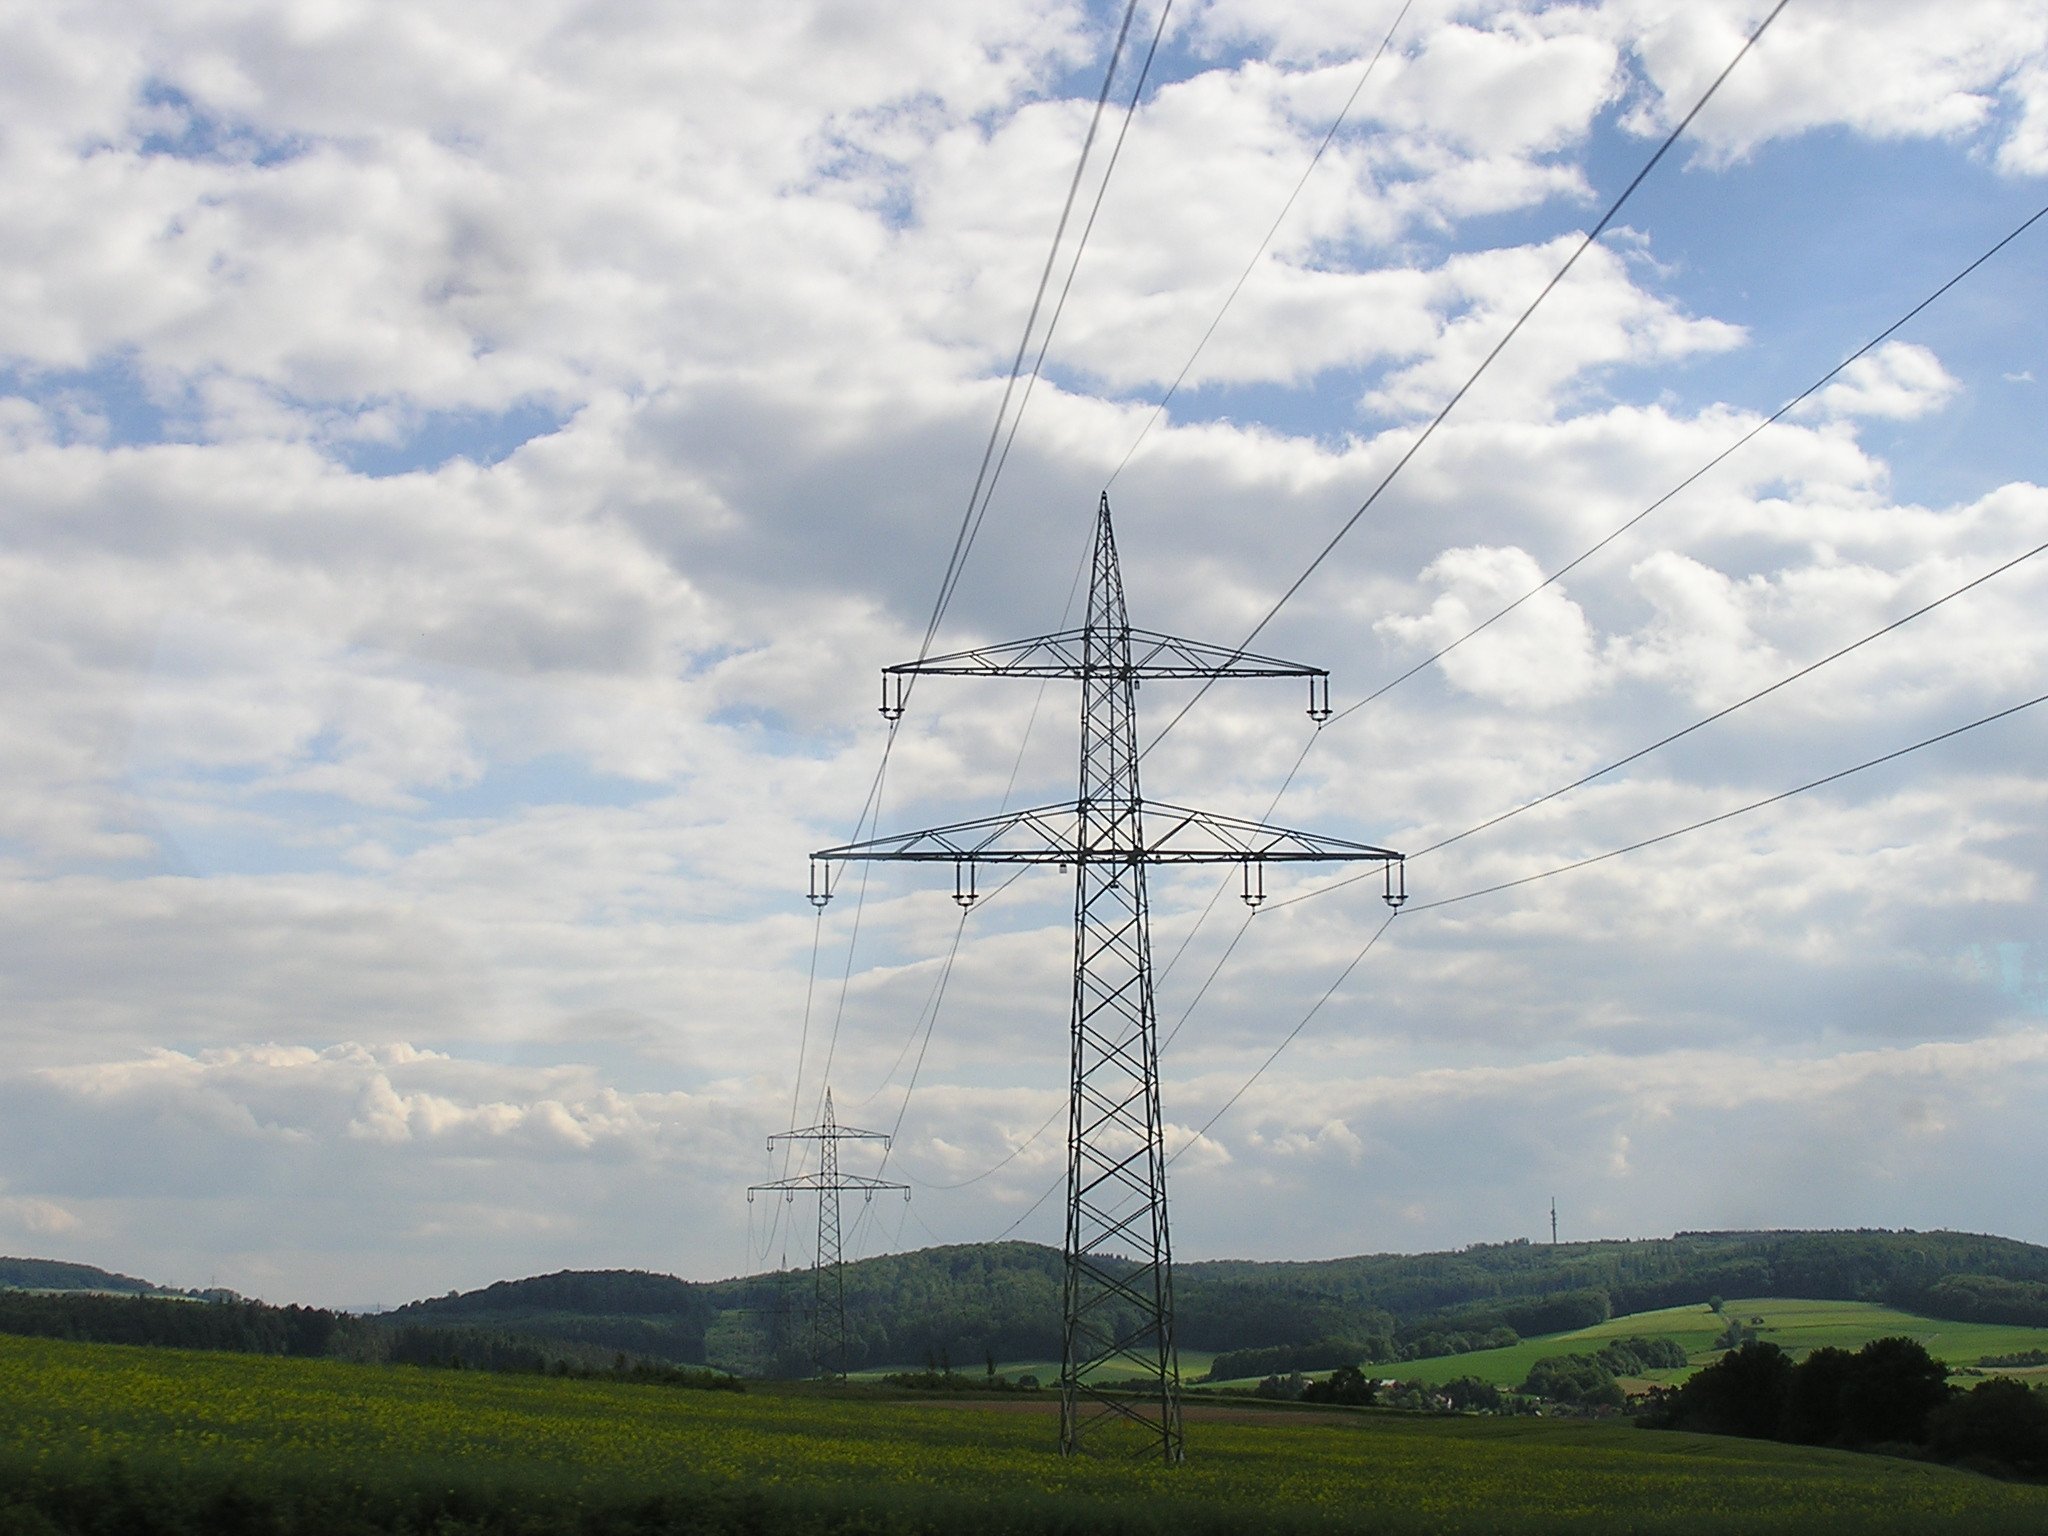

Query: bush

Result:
[1441,1376,1504,1413]
[1927,1378,2048,1474]
[1520,1354,1623,1408]
[1594,1337,1688,1377]
[1300,1365,1376,1406]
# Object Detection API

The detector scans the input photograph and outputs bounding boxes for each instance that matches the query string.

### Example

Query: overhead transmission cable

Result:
[914,0,1150,672]
[1105,0,1414,489]
[1142,0,1793,757]
[1100,679,2048,1193]
[899,7,2048,1229]
[1263,530,2048,911]
[851,0,1456,1216]
[948,11,2048,1244]
[1167,910,1400,1163]
[791,0,1161,1144]
[1401,688,2048,915]
[969,212,2048,1245]
[1143,514,2048,1173]
[925,0,1179,660]
[837,0,1195,1209]
[988,904,1400,1230]
[1119,192,2048,1048]
[849,540,1097,1212]
[1122,0,1418,997]
[1324,197,2048,729]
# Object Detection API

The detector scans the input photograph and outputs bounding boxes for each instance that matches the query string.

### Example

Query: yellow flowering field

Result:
[4,1334,2047,1533]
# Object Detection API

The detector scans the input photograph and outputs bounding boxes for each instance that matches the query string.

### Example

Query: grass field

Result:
[1207,1299,2048,1393]
[848,1349,1221,1385]
[5,1333,2048,1533]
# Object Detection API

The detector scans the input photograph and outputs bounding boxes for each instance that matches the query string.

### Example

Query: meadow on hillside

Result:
[6,1333,2048,1534]
[1265,1299,2048,1392]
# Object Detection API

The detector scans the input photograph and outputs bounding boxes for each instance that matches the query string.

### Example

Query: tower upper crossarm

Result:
[885,627,1326,681]
[748,1172,910,1196]
[812,800,1402,866]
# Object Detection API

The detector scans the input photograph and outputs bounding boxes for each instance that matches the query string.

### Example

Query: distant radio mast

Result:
[811,494,1406,1461]
[1551,1197,1558,1246]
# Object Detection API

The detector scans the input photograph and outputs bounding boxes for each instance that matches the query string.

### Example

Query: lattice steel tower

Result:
[811,496,1405,1460]
[749,1087,908,1381]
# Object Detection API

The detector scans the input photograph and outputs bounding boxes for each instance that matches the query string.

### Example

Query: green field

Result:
[848,1349,1221,1385]
[6,1333,2048,1533]
[1211,1299,2048,1393]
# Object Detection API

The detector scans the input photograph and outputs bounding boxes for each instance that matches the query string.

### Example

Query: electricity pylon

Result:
[749,1088,908,1381]
[810,495,1405,1461]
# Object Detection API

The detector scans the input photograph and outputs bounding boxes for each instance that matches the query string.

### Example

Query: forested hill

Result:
[392,1228,2048,1377]
[11,1231,2048,1378]
[0,1256,176,1296]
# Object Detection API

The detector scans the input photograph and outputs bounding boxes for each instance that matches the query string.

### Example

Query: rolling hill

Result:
[1224,1297,2048,1391]
[0,1255,182,1297]
[386,1228,2048,1376]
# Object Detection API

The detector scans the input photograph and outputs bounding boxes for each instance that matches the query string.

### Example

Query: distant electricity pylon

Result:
[749,1088,908,1382]
[811,495,1405,1461]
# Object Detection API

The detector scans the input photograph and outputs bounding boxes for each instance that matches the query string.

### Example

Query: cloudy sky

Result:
[3,0,2047,1310]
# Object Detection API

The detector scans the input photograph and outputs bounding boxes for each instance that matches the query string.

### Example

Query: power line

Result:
[845,0,1788,1245]
[908,1102,1063,1191]
[809,744,896,1123]
[1137,194,2048,968]
[900,698,1322,1198]
[897,875,1256,1196]
[1168,909,1399,1164]
[966,684,2048,1242]
[1158,682,2048,1174]
[992,1162,1065,1242]
[761,906,832,1259]
[794,2,1164,1148]
[1160,905,1258,1052]
[1404,687,2048,915]
[916,0,1147,668]
[874,4,2048,1254]
[896,694,1319,1198]
[1106,0,1415,488]
[1265,530,2048,911]
[1412,536,2048,860]
[846,542,1097,1211]
[1325,197,2048,729]
[932,1,1178,645]
[1142,0,1793,756]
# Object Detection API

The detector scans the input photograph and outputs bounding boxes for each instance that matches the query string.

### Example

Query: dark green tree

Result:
[1667,1341,1792,1438]
[1838,1337,1950,1446]
[1779,1345,1856,1444]
[1300,1365,1377,1406]
[1926,1378,2048,1473]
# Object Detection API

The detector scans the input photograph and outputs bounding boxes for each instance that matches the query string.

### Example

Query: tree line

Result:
[1643,1337,2048,1476]
[0,1291,739,1390]
[23,1226,2048,1380]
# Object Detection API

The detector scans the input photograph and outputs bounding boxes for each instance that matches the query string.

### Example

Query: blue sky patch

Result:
[338,401,570,477]
[134,80,307,168]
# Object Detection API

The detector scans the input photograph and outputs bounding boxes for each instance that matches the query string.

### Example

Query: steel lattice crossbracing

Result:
[749,1089,907,1381]
[1060,499,1179,1457]
[813,495,1405,1461]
